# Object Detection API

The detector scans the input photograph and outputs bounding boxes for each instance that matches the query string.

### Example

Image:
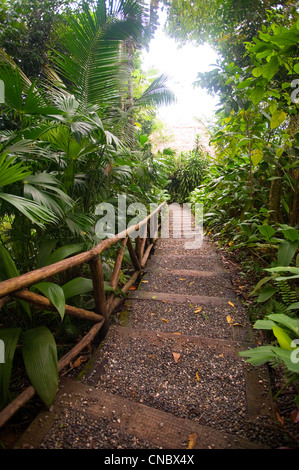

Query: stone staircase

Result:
[15,205,288,449]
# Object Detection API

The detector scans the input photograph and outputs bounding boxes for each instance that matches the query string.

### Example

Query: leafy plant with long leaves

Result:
[0,0,176,411]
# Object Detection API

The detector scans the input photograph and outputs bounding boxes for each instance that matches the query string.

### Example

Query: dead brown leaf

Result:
[187,433,197,449]
[172,352,181,363]
[291,409,299,423]
[276,411,285,427]
[72,355,88,368]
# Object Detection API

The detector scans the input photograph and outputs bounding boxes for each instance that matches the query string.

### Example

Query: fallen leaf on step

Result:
[228,301,235,307]
[194,308,202,314]
[226,315,243,327]
[129,286,136,290]
[179,278,185,281]
[172,352,181,363]
[162,318,169,323]
[142,280,148,283]
[291,409,299,423]
[276,411,285,427]
[189,282,194,286]
[72,356,88,368]
[196,372,200,382]
[152,295,157,299]
[187,433,197,449]
[173,332,181,335]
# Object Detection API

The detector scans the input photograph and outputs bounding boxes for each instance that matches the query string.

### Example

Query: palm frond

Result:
[0,193,58,227]
[51,0,146,107]
[0,153,31,188]
[135,74,176,108]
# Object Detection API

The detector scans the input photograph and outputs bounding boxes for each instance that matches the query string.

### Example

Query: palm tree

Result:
[50,0,175,146]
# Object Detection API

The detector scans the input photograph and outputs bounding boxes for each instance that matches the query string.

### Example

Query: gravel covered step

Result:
[124,298,254,342]
[77,325,286,448]
[147,254,225,272]
[15,377,266,449]
[152,242,217,257]
[129,290,239,307]
[138,271,234,297]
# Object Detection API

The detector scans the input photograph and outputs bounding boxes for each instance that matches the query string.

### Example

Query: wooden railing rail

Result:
[0,201,166,428]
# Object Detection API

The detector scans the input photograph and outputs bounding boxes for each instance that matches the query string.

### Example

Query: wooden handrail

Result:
[0,200,166,429]
[0,201,165,298]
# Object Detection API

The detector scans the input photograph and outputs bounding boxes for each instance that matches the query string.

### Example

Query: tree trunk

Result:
[268,167,283,223]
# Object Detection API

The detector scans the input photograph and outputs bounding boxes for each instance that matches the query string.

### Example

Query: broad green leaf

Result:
[266,267,299,274]
[36,240,58,269]
[252,67,263,77]
[0,244,19,281]
[250,86,265,106]
[45,244,84,266]
[287,302,299,311]
[22,327,58,408]
[274,348,299,374]
[269,101,277,115]
[268,314,299,335]
[277,240,299,266]
[262,56,280,81]
[0,328,21,409]
[281,227,299,242]
[275,274,299,281]
[270,110,287,130]
[257,286,277,303]
[251,149,263,166]
[239,345,279,366]
[250,276,273,295]
[240,345,299,372]
[62,277,93,300]
[258,224,276,240]
[276,147,284,158]
[294,64,299,74]
[272,326,294,350]
[254,319,276,330]
[32,282,65,320]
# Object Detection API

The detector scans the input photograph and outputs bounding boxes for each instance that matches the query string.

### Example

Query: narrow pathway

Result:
[16,205,290,449]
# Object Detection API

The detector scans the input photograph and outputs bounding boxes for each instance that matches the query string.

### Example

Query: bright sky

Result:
[141,9,220,126]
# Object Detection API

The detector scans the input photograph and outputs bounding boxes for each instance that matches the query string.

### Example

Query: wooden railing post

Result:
[127,237,141,271]
[109,238,128,290]
[140,224,147,262]
[0,201,167,429]
[89,256,108,333]
[135,236,142,263]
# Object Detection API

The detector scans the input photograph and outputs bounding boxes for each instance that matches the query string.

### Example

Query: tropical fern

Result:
[275,279,298,306]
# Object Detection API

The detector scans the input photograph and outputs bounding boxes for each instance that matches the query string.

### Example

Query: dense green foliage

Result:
[166,143,209,203]
[163,0,297,65]
[0,0,175,410]
[0,0,298,419]
[182,4,299,407]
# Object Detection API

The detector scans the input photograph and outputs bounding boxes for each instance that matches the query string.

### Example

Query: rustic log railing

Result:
[0,201,166,428]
